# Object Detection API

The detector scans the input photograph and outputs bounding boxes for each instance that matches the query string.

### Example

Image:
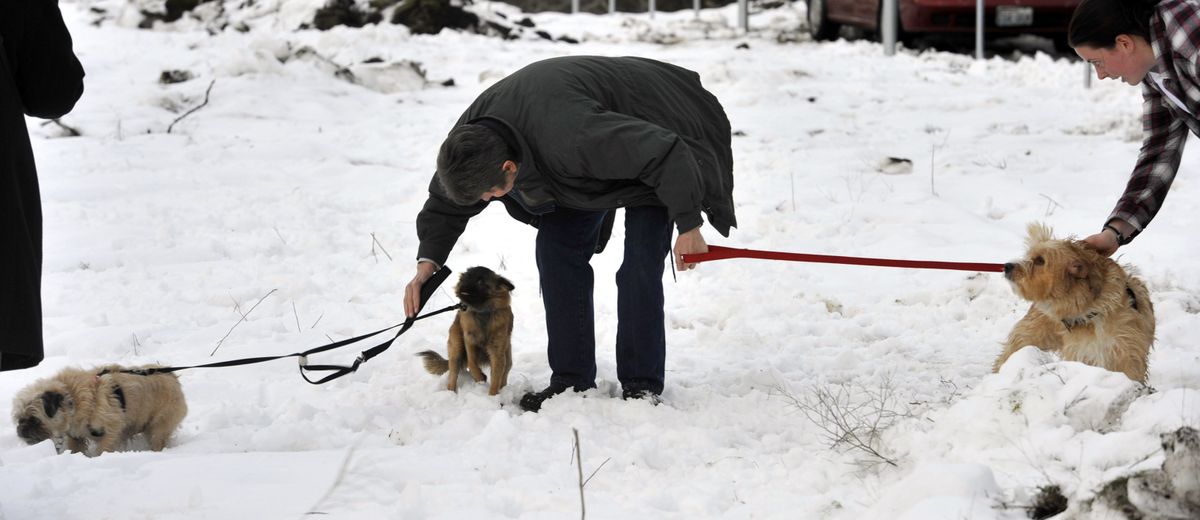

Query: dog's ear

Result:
[1068,260,1088,279]
[1026,222,1054,248]
[497,276,514,292]
[40,392,65,418]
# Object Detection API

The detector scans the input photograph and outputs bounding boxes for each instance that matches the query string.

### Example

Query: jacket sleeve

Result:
[10,0,85,119]
[415,176,489,267]
[1108,82,1188,240]
[572,110,705,233]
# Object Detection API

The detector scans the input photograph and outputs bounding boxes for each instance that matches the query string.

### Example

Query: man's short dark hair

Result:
[436,124,511,206]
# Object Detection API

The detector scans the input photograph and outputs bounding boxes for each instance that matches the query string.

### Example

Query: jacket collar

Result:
[472,117,522,162]
[1149,13,1200,128]
[468,116,556,214]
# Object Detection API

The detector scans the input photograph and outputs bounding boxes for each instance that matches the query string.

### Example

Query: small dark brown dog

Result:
[417,266,514,396]
[995,223,1155,383]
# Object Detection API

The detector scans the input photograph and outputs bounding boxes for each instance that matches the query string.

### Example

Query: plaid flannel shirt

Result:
[1114,0,1200,240]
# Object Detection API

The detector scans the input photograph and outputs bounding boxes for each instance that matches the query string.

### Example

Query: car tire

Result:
[806,0,840,41]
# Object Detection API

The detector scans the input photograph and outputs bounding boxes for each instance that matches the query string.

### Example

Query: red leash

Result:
[681,245,1005,273]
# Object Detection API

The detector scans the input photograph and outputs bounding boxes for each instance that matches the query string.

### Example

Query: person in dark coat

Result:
[0,0,85,371]
[403,56,736,412]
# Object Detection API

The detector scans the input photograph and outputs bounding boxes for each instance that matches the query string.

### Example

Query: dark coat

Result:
[0,0,85,370]
[416,56,735,266]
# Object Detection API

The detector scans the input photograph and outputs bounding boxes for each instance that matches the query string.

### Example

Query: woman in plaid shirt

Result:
[1069,0,1197,256]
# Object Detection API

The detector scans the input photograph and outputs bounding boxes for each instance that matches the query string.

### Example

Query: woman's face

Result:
[1076,34,1156,86]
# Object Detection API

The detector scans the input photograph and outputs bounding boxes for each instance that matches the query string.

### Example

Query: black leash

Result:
[106,266,458,385]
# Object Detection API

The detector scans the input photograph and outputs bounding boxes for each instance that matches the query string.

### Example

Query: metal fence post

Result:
[609,0,616,14]
[650,0,656,18]
[975,0,984,59]
[738,0,748,32]
[882,0,897,56]
[694,0,701,18]
[572,0,579,14]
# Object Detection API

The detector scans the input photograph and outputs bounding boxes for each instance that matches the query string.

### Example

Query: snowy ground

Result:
[1,2,1198,519]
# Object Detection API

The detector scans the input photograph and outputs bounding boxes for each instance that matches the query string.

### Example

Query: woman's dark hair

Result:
[1069,0,1160,48]
[435,124,512,206]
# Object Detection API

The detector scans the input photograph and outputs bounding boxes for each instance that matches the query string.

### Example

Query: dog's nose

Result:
[1003,263,1015,279]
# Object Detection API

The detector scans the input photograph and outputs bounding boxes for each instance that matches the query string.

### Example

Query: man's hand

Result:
[1083,219,1132,257]
[1083,230,1120,257]
[404,261,438,317]
[674,227,708,272]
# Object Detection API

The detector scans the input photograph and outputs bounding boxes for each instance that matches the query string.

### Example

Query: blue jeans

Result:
[535,206,672,394]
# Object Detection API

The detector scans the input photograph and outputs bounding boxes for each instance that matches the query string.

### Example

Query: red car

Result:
[806,0,1082,43]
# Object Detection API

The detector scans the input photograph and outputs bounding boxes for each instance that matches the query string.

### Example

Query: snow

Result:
[1,2,1198,519]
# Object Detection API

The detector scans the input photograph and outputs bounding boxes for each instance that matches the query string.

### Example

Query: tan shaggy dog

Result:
[995,223,1155,383]
[417,266,514,396]
[12,365,187,456]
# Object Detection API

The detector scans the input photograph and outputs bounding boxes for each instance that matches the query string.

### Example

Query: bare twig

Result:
[130,333,141,356]
[570,429,610,519]
[310,311,325,330]
[781,376,908,468]
[573,428,587,519]
[790,170,796,212]
[41,118,81,137]
[211,288,277,356]
[939,377,963,405]
[1038,193,1064,218]
[929,144,938,197]
[292,302,302,333]
[927,129,950,197]
[167,79,216,134]
[274,226,287,245]
[230,296,247,318]
[583,458,611,487]
[370,233,393,262]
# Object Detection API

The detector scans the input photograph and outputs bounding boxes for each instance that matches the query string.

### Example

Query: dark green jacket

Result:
[1,0,85,370]
[416,56,735,266]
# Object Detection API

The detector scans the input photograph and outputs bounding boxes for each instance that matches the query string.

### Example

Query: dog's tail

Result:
[415,351,450,375]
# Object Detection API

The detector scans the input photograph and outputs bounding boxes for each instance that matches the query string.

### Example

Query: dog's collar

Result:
[460,302,497,315]
[1061,286,1139,330]
[1062,311,1102,330]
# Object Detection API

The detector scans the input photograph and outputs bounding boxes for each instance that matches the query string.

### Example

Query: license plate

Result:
[996,6,1033,27]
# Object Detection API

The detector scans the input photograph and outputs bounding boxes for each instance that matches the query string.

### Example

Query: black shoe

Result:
[519,383,570,413]
[621,387,662,405]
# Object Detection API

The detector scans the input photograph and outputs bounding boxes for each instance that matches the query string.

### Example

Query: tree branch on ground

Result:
[212,288,276,356]
[41,118,81,137]
[572,428,611,520]
[780,375,909,469]
[167,79,216,134]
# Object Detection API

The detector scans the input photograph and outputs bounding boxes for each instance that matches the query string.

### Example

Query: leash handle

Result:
[683,245,1005,273]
